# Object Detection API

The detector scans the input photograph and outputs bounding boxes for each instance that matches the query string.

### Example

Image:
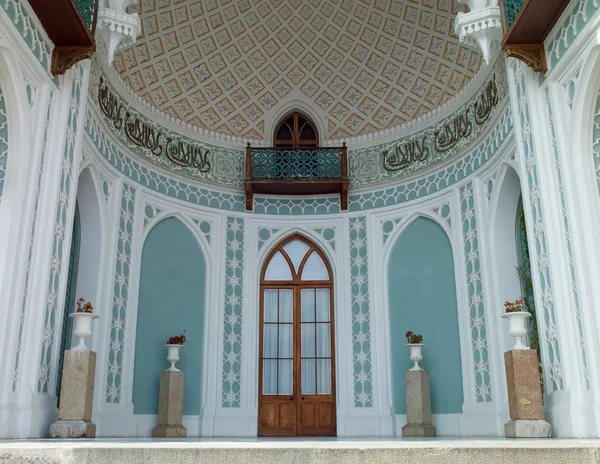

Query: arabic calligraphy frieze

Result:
[98,76,211,174]
[382,75,499,172]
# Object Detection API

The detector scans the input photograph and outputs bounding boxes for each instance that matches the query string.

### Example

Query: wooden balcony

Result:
[28,0,98,75]
[244,144,349,211]
[501,0,572,73]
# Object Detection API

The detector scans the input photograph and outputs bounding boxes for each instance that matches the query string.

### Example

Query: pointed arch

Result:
[488,164,527,353]
[383,211,453,258]
[133,216,207,416]
[142,210,210,262]
[258,233,336,436]
[385,216,463,415]
[261,234,332,283]
[266,100,327,145]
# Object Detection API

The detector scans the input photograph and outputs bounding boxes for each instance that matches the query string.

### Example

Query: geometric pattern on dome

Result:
[115,0,481,140]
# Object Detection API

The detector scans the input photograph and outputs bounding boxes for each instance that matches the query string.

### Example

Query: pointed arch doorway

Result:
[258,235,336,437]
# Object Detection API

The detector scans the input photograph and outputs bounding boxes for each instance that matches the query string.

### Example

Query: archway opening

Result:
[258,234,336,437]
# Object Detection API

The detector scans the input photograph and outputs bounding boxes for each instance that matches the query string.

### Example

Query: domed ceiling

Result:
[114,0,482,141]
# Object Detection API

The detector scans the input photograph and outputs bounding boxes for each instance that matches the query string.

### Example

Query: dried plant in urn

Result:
[164,331,186,372]
[501,297,531,350]
[70,298,99,351]
[405,331,424,371]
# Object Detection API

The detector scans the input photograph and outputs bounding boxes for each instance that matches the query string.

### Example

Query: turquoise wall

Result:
[388,217,463,414]
[133,217,205,415]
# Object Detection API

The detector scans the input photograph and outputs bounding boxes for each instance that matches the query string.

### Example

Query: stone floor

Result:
[1,438,600,463]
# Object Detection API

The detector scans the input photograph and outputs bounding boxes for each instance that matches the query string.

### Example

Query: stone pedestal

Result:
[50,350,97,438]
[402,370,436,437]
[152,370,186,437]
[504,349,551,438]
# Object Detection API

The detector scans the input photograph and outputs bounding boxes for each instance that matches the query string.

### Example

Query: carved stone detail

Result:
[503,44,548,74]
[455,1,503,65]
[96,7,141,65]
[52,45,96,76]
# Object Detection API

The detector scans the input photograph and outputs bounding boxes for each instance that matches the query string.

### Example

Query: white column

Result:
[0,62,91,438]
[506,58,595,437]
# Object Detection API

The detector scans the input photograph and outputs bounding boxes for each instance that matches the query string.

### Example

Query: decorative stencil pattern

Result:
[85,107,246,210]
[38,67,85,394]
[96,60,506,189]
[433,203,452,229]
[546,0,600,71]
[460,183,492,402]
[0,84,7,201]
[90,63,244,186]
[221,217,245,407]
[85,102,512,214]
[253,195,340,215]
[193,218,212,244]
[381,217,404,244]
[143,203,163,229]
[349,216,373,407]
[547,88,588,388]
[313,226,336,251]
[0,0,54,75]
[349,105,513,211]
[257,226,280,250]
[593,90,600,195]
[512,64,563,392]
[348,61,508,186]
[13,92,54,391]
[115,0,480,140]
[106,183,136,403]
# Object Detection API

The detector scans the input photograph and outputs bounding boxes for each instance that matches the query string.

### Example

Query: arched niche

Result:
[387,217,463,415]
[133,217,206,416]
[490,166,525,352]
[72,168,103,348]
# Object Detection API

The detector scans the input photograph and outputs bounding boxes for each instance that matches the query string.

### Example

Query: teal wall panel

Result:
[133,217,206,415]
[388,217,463,414]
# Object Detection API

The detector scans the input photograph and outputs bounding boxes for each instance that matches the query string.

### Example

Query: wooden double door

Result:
[258,237,336,436]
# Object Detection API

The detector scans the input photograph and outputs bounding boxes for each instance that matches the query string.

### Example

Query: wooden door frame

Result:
[258,234,337,436]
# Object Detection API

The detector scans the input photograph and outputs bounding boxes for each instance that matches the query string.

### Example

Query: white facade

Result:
[1,0,600,440]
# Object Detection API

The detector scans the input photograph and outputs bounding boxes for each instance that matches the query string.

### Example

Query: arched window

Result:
[274,113,319,148]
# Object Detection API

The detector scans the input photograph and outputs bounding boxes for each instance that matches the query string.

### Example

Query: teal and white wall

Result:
[3,0,600,439]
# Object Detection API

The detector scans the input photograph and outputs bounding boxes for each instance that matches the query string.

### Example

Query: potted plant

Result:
[165,331,186,371]
[405,331,424,371]
[501,297,531,350]
[70,298,99,351]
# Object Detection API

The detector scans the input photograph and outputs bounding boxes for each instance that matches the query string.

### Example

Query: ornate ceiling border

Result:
[84,99,513,215]
[89,55,508,190]
[97,45,497,150]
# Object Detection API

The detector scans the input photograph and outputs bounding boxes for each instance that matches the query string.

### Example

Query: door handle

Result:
[290,397,293,401]
[302,397,305,400]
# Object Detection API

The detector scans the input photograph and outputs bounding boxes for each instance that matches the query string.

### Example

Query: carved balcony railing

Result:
[501,0,572,73]
[244,144,348,211]
[29,0,99,75]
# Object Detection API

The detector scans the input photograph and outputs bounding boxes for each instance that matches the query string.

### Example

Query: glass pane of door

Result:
[300,288,331,395]
[262,289,294,395]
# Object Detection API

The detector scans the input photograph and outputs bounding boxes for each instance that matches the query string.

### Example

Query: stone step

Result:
[1,440,600,464]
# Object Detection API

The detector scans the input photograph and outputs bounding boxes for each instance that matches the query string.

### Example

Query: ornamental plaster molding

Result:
[93,0,508,149]
[96,7,142,66]
[454,0,502,66]
[100,46,496,150]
